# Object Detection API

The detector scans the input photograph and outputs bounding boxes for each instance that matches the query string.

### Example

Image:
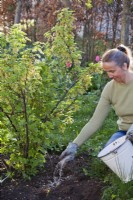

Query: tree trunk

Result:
[82,21,90,64]
[105,4,110,41]
[121,0,132,45]
[14,0,22,24]
[110,0,122,47]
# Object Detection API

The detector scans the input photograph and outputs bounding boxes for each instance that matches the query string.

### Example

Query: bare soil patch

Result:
[1,153,104,200]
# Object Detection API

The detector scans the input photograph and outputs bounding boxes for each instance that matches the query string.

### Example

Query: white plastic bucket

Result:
[98,136,133,182]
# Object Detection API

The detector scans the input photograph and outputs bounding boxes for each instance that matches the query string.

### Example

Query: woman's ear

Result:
[122,63,128,70]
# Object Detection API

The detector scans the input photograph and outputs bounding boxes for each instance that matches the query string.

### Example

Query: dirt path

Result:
[1,153,104,200]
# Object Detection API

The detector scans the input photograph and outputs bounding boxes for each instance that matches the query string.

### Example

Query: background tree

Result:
[131,4,133,49]
[0,0,16,33]
[120,0,132,45]
[14,0,22,23]
[1,0,132,54]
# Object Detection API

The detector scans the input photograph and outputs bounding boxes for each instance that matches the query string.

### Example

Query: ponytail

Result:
[102,44,133,69]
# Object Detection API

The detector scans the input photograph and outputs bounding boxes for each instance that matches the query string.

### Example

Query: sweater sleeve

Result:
[73,82,112,146]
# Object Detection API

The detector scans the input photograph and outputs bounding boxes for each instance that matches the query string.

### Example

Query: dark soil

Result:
[1,153,104,200]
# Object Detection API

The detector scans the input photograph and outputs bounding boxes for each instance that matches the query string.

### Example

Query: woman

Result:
[60,44,133,162]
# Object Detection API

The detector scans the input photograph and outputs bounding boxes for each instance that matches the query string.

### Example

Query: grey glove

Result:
[126,124,133,141]
[53,143,78,185]
[59,142,78,163]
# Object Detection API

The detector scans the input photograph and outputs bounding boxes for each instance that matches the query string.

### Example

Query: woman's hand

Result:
[59,142,78,163]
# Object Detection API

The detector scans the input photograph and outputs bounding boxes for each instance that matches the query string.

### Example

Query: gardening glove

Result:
[59,142,78,164]
[126,124,133,142]
[53,143,78,183]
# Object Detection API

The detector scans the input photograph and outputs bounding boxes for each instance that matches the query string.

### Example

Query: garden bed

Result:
[1,153,104,200]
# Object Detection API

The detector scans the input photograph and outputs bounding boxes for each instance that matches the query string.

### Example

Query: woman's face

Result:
[102,61,127,83]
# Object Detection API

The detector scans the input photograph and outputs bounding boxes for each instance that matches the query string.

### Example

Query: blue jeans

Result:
[105,130,127,147]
